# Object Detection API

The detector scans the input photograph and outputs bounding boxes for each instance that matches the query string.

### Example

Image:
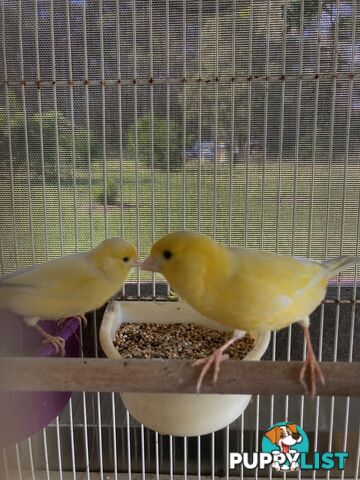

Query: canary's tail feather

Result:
[323,255,360,276]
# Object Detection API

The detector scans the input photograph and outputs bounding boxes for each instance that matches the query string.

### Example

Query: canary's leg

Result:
[298,318,325,397]
[193,330,246,393]
[33,324,66,356]
[57,314,87,328]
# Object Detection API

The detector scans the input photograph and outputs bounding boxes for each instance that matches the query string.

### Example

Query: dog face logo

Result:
[265,423,302,454]
[262,422,309,472]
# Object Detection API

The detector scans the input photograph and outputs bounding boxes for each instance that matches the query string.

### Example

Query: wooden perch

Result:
[0,358,359,396]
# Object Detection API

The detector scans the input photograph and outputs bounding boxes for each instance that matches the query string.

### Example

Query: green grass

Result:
[1,155,359,281]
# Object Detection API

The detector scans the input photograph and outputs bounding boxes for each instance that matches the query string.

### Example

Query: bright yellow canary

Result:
[142,230,359,395]
[0,238,139,355]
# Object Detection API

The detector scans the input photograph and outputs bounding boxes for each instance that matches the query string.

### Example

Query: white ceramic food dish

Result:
[100,299,270,437]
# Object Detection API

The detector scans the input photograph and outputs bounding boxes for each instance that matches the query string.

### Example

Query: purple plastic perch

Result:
[0,311,81,447]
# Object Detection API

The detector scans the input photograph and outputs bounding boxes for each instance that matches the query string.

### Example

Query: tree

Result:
[1,91,101,179]
[127,115,183,171]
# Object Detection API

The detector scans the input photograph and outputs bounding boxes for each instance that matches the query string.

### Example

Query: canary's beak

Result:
[141,256,161,272]
[131,258,142,267]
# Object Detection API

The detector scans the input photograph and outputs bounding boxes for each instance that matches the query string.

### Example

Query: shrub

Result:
[9,111,72,178]
[74,128,102,166]
[95,177,120,206]
[0,91,23,169]
[127,115,183,171]
[1,95,102,180]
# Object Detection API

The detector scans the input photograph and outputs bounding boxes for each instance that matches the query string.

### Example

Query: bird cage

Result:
[0,0,360,478]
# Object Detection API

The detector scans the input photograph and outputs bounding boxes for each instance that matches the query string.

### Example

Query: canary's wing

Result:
[0,253,102,300]
[224,249,327,321]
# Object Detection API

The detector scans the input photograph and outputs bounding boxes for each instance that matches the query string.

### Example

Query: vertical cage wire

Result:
[313,305,325,480]
[94,314,104,480]
[52,2,68,477]
[15,444,23,480]
[197,0,202,233]
[225,425,230,480]
[228,0,236,248]
[243,4,253,479]
[340,2,357,478]
[259,0,270,253]
[275,0,287,256]
[326,5,341,478]
[2,448,9,480]
[1,0,18,268]
[82,4,95,477]
[356,424,360,480]
[140,423,146,479]
[294,3,306,469]
[115,0,126,299]
[67,398,77,480]
[34,0,49,260]
[49,0,63,254]
[55,417,63,480]
[240,407,244,480]
[165,0,171,296]
[183,436,188,480]
[111,393,118,480]
[255,1,271,478]
[99,0,108,240]
[211,431,215,479]
[170,435,174,480]
[213,0,219,241]
[291,0,305,257]
[82,0,93,249]
[132,0,140,297]
[312,5,325,479]
[149,0,156,297]
[182,0,187,233]
[79,336,90,479]
[19,1,35,263]
[244,0,253,249]
[155,432,160,479]
[126,410,132,480]
[197,435,201,480]
[65,0,77,253]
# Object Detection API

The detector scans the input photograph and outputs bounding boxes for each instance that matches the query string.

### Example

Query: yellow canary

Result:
[0,238,139,355]
[142,230,359,395]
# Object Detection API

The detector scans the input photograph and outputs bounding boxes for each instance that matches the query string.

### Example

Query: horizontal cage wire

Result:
[0,0,359,479]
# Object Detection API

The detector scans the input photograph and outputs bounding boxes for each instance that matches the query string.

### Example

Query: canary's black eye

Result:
[163,250,172,260]
[123,256,129,262]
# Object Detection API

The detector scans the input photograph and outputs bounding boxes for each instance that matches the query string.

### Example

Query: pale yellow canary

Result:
[142,230,359,395]
[0,238,139,355]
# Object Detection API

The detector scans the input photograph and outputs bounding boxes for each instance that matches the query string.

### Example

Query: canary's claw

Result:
[42,334,66,356]
[57,314,87,329]
[34,324,66,356]
[299,350,325,397]
[193,350,229,393]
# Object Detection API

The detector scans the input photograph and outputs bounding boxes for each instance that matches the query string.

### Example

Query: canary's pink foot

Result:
[34,324,66,356]
[193,330,245,393]
[193,348,230,393]
[299,325,325,397]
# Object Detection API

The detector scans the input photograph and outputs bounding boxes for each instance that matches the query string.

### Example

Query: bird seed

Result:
[113,323,254,360]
